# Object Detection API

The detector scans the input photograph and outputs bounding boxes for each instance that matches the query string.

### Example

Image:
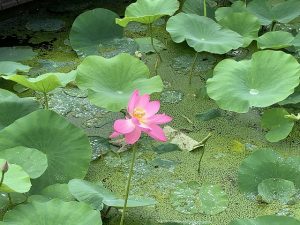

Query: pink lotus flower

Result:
[110,90,172,144]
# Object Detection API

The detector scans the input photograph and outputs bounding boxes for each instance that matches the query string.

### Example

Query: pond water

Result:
[1,0,300,224]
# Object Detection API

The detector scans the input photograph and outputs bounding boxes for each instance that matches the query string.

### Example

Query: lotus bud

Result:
[1,161,8,173]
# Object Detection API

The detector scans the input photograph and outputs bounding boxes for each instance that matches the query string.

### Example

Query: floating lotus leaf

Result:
[258,178,296,203]
[68,179,156,209]
[0,110,92,192]
[215,1,247,21]
[0,146,47,179]
[219,12,261,47]
[166,13,243,54]
[41,184,75,202]
[2,70,76,93]
[116,0,179,27]
[229,215,300,225]
[261,108,294,142]
[238,149,300,194]
[0,61,31,75]
[182,0,216,18]
[2,199,102,225]
[26,18,65,32]
[135,37,166,53]
[69,8,123,56]
[257,31,294,49]
[0,158,31,193]
[0,89,39,130]
[206,50,300,113]
[76,53,163,112]
[248,0,300,25]
[0,46,37,61]
[170,182,228,215]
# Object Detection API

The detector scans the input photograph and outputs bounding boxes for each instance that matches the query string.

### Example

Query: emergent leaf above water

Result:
[76,53,163,112]
[69,8,123,56]
[1,198,102,225]
[115,0,179,27]
[0,110,92,193]
[166,13,243,54]
[256,31,294,50]
[206,50,300,113]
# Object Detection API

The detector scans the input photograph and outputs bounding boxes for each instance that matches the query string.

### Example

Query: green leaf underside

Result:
[69,8,123,56]
[0,61,31,75]
[257,31,294,50]
[0,46,37,62]
[0,89,39,130]
[0,146,47,179]
[248,0,300,25]
[166,13,243,54]
[76,53,163,112]
[238,148,300,194]
[68,179,156,209]
[261,108,294,142]
[219,12,261,47]
[0,110,92,193]
[258,178,296,203]
[206,50,300,113]
[2,199,102,225]
[135,37,165,53]
[116,0,179,27]
[2,71,76,93]
[229,215,300,225]
[0,158,31,193]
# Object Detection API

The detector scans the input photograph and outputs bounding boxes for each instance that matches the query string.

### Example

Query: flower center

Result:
[133,108,146,121]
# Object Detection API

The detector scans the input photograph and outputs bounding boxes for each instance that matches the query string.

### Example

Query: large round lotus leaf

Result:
[258,178,296,204]
[76,53,163,112]
[2,70,76,93]
[0,46,37,62]
[261,108,294,142]
[170,181,228,215]
[182,0,216,18]
[229,215,300,225]
[279,86,300,105]
[69,8,123,56]
[219,12,261,47]
[206,50,300,113]
[0,110,92,193]
[166,13,243,54]
[0,146,47,179]
[0,158,31,193]
[0,61,31,75]
[115,0,179,27]
[238,149,300,194]
[0,89,39,130]
[2,199,102,225]
[68,179,156,209]
[41,184,75,202]
[215,1,247,21]
[257,31,294,49]
[248,0,300,25]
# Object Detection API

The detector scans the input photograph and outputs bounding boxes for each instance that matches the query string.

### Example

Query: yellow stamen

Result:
[133,108,146,121]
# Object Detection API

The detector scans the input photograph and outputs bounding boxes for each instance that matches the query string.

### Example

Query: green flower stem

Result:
[270,21,277,31]
[119,144,138,225]
[8,193,12,206]
[197,133,212,174]
[43,92,49,109]
[203,0,207,17]
[149,23,162,75]
[189,52,199,84]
